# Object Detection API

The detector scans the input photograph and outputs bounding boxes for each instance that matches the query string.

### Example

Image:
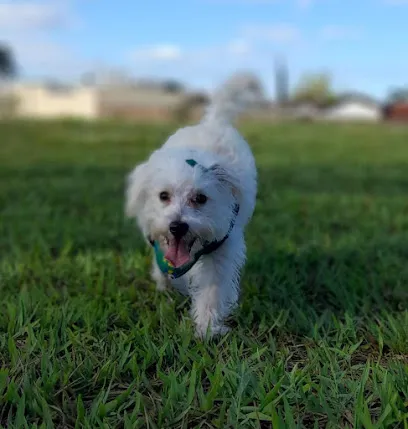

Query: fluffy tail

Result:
[202,72,264,125]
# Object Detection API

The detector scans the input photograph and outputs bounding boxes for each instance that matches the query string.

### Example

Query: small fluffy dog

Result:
[125,74,258,337]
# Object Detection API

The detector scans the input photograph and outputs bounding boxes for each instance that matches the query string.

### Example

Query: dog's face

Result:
[126,150,239,269]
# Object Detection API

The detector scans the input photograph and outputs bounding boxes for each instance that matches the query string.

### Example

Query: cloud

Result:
[242,23,301,43]
[125,22,305,91]
[320,25,363,41]
[125,38,259,92]
[128,38,253,66]
[0,1,71,31]
[130,44,183,61]
[225,39,252,55]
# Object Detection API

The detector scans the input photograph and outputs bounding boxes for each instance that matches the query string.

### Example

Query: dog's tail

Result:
[202,72,264,125]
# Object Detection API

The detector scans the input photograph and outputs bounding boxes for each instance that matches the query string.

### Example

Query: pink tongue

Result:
[164,238,190,267]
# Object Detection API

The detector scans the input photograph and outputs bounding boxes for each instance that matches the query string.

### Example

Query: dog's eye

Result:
[193,193,207,205]
[159,191,170,202]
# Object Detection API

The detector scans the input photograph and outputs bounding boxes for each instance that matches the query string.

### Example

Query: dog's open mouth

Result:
[160,236,197,268]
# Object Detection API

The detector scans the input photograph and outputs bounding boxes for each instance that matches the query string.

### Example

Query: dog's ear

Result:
[208,163,241,198]
[125,162,149,218]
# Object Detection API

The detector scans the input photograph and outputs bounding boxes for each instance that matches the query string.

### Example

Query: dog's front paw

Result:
[195,322,230,339]
[155,277,168,291]
[151,261,169,291]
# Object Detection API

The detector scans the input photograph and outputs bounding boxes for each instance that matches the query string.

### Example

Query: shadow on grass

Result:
[242,241,408,333]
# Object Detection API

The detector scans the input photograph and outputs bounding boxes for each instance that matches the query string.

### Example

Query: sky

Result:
[0,0,407,100]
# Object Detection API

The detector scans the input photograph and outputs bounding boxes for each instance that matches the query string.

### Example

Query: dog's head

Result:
[125,149,240,269]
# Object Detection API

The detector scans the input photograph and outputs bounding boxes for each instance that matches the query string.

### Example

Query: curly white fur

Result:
[125,74,258,338]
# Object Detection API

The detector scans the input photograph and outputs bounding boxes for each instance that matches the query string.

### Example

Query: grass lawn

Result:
[0,119,407,428]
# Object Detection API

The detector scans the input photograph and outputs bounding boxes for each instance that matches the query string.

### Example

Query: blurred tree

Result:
[292,72,337,106]
[162,79,184,93]
[0,43,17,80]
[386,87,408,104]
[172,93,209,123]
[214,71,266,111]
[0,43,18,118]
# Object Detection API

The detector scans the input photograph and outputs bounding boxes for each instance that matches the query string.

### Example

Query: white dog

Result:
[125,74,258,338]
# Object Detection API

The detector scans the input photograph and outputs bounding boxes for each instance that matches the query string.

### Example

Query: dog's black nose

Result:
[169,221,189,238]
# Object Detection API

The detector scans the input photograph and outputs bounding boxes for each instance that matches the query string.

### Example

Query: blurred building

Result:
[7,79,386,123]
[10,80,208,121]
[383,101,408,122]
[321,92,381,122]
[12,82,98,119]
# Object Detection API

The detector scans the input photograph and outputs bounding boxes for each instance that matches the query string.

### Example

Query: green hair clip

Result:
[185,159,198,167]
